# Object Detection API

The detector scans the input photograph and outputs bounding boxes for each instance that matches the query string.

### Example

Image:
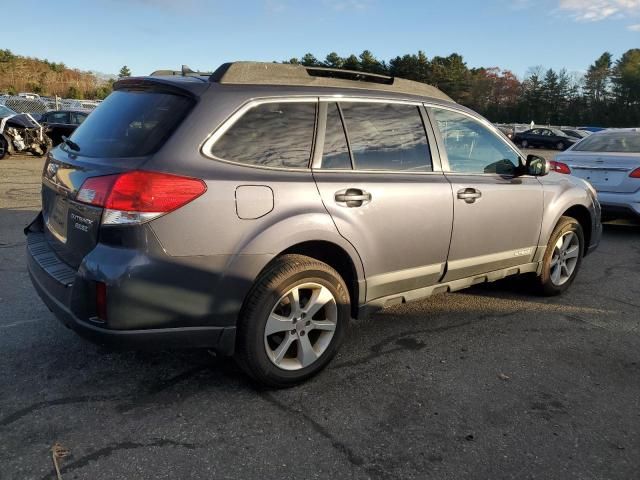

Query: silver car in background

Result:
[556,129,640,221]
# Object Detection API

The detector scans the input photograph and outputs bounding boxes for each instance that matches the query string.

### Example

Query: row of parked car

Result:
[552,128,640,221]
[495,122,640,220]
[495,124,602,151]
[0,105,90,159]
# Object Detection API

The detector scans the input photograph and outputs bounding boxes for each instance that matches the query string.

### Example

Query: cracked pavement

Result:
[1,154,639,479]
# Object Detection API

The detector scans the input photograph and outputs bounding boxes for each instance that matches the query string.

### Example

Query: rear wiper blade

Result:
[61,136,80,152]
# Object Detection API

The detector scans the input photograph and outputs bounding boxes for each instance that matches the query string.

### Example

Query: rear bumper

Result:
[28,256,235,351]
[25,216,240,354]
[598,190,640,219]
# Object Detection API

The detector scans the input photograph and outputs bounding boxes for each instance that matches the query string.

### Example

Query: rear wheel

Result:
[521,139,529,148]
[537,216,584,295]
[235,254,350,387]
[556,141,565,151]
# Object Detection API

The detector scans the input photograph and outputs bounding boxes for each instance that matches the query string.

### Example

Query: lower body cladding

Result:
[26,219,272,355]
[597,190,640,221]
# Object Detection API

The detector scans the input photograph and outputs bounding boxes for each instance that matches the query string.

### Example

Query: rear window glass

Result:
[67,90,193,158]
[572,132,640,153]
[211,102,316,168]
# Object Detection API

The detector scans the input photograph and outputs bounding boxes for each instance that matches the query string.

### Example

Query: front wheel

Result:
[0,134,10,159]
[556,141,565,151]
[537,216,584,295]
[235,254,350,387]
[521,139,529,148]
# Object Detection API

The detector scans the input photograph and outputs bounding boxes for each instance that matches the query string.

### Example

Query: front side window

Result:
[47,111,69,124]
[432,108,520,175]
[211,102,316,168]
[339,103,432,172]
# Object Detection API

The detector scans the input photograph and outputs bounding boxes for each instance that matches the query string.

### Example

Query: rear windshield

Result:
[67,90,193,158]
[572,132,640,153]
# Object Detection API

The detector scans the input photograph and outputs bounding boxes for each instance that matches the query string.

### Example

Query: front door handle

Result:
[457,188,482,204]
[335,188,372,207]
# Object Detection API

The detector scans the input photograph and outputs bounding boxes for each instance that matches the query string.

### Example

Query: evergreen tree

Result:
[118,65,132,78]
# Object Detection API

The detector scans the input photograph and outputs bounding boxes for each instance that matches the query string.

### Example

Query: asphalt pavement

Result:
[1,153,639,480]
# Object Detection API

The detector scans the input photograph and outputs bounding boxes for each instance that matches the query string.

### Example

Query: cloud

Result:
[557,0,640,22]
[628,22,640,29]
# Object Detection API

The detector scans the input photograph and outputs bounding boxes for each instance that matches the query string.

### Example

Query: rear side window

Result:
[68,90,193,158]
[211,102,316,168]
[339,103,432,172]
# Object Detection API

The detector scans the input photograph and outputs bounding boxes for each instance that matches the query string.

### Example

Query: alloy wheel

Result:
[550,231,580,286]
[264,282,337,371]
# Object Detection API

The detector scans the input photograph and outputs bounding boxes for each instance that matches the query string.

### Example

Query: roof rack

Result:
[150,65,213,77]
[208,62,453,102]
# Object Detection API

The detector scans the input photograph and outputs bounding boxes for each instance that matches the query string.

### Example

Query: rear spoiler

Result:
[113,77,209,98]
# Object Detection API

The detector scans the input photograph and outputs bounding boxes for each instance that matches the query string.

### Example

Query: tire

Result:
[235,254,350,387]
[556,141,565,151]
[0,135,8,160]
[521,139,529,148]
[537,216,584,296]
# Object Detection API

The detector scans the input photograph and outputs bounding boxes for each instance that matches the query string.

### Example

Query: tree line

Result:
[2,47,638,126]
[0,49,113,100]
[285,49,640,127]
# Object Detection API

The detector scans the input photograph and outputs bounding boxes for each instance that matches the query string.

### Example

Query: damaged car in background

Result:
[0,105,52,159]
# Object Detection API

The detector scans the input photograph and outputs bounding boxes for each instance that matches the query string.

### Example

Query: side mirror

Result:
[526,154,550,176]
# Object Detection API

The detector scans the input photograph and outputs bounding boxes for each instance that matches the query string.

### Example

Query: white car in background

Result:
[556,129,640,221]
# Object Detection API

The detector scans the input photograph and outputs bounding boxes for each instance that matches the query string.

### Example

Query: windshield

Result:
[67,89,194,158]
[0,105,17,118]
[572,132,640,153]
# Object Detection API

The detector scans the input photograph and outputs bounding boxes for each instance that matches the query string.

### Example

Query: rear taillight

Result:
[550,161,571,175]
[629,167,640,178]
[77,171,207,225]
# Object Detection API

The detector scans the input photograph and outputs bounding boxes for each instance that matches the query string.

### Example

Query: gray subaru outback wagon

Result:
[26,62,602,386]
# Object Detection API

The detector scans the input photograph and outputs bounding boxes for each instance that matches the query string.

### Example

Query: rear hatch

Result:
[41,83,197,269]
[561,152,640,193]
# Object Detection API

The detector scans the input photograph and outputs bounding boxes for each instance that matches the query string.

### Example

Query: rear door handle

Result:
[457,188,482,204]
[335,188,372,207]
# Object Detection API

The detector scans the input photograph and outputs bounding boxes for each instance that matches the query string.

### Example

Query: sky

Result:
[1,0,638,79]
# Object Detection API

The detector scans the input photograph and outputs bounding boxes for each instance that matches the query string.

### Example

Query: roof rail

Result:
[150,65,213,77]
[209,62,453,102]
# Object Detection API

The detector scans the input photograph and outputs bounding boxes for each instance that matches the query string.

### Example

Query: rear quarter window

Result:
[67,90,193,158]
[210,102,317,169]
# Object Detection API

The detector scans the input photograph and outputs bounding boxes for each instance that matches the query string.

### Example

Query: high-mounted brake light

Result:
[77,171,207,225]
[549,161,571,175]
[629,167,640,178]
